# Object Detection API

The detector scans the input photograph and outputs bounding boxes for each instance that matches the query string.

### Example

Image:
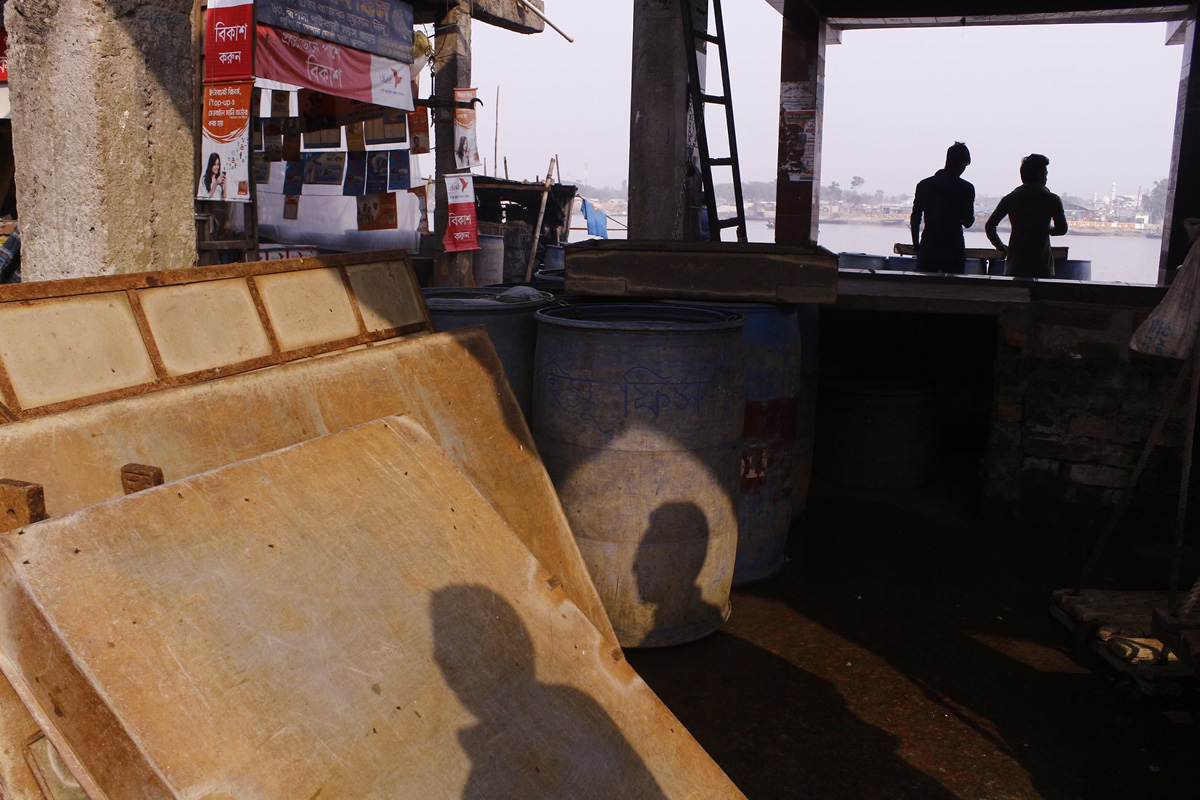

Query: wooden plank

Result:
[893,243,1069,260]
[0,417,745,798]
[563,240,839,303]
[0,327,615,646]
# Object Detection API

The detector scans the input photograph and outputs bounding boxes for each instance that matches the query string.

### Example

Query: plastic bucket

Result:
[422,287,553,423]
[474,234,505,286]
[1055,260,1092,280]
[533,303,745,647]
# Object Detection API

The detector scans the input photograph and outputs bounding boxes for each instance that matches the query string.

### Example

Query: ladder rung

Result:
[709,157,734,167]
[701,94,728,105]
[714,218,742,230]
[696,31,720,45]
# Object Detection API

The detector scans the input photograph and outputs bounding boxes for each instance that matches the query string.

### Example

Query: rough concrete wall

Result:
[5,0,196,280]
[986,302,1185,530]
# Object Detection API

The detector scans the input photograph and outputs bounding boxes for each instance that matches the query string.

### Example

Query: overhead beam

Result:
[762,1,1190,26]
[414,0,546,34]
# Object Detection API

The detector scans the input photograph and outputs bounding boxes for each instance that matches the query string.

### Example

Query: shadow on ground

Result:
[626,473,1200,800]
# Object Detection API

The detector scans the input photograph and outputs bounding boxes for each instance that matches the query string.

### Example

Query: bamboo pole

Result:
[525,157,555,282]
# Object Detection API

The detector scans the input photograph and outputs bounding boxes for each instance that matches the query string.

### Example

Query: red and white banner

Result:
[255,24,413,112]
[205,0,254,84]
[0,31,8,83]
[197,82,254,203]
[443,174,479,252]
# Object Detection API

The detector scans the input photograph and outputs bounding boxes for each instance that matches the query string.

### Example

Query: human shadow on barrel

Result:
[431,585,667,799]
[634,502,729,648]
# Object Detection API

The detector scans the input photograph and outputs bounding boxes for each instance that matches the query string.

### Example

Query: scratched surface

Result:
[0,417,745,799]
[0,327,613,647]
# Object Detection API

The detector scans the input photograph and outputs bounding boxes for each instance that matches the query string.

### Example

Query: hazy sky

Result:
[463,3,1184,201]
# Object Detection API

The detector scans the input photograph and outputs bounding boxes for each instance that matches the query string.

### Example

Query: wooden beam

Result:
[414,0,546,34]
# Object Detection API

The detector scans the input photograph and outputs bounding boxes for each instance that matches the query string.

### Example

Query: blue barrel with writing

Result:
[423,287,553,425]
[674,302,802,586]
[533,304,745,647]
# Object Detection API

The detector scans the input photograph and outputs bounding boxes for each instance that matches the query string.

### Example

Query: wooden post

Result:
[773,1,824,247]
[0,479,47,533]
[121,464,166,495]
[432,1,475,287]
[526,158,556,281]
[628,0,707,241]
[1161,5,1200,284]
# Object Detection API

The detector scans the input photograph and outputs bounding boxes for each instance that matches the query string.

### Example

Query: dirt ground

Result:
[625,474,1200,800]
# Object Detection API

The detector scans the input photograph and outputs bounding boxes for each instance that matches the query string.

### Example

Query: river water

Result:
[588,217,1164,285]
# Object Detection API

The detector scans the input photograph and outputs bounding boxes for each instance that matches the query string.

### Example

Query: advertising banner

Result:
[205,0,254,83]
[453,87,480,169]
[255,24,413,111]
[197,82,254,203]
[256,0,414,63]
[443,174,479,252]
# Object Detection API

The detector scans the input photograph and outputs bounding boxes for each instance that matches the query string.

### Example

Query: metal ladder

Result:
[680,0,747,242]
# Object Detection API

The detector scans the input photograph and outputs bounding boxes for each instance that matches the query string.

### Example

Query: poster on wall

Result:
[255,0,415,63]
[443,174,479,252]
[779,81,818,182]
[197,82,254,203]
[205,0,254,83]
[254,25,414,112]
[408,184,429,235]
[357,193,398,231]
[453,88,480,169]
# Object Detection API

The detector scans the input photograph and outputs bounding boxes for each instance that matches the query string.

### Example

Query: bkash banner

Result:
[443,174,479,252]
[256,0,415,63]
[197,82,254,203]
[255,24,414,112]
[205,0,254,83]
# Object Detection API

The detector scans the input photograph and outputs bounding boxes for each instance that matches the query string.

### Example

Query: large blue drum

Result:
[533,304,745,647]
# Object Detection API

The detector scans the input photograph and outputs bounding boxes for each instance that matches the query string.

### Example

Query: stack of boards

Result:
[0,252,743,798]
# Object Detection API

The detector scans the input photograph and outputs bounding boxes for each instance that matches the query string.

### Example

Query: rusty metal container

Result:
[533,303,745,647]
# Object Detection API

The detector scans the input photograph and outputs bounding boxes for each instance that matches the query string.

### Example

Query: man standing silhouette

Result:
[986,153,1068,278]
[910,142,976,273]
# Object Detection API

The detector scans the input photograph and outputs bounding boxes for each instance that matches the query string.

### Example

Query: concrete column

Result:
[773,1,824,247]
[431,0,473,287]
[1161,9,1200,284]
[628,0,706,241]
[4,0,196,281]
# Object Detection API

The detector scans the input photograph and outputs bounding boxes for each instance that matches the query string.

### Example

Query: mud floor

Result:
[626,475,1200,800]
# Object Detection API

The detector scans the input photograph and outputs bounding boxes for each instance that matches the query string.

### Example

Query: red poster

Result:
[0,31,8,83]
[205,0,254,84]
[254,24,413,111]
[443,174,479,252]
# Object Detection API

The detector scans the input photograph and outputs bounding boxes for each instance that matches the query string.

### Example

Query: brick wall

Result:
[987,301,1187,529]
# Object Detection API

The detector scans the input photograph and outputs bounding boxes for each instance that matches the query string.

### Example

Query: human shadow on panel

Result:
[431,585,667,800]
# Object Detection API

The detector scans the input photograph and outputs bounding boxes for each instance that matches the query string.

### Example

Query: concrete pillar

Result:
[773,1,824,247]
[430,1,474,287]
[1161,9,1200,284]
[628,0,706,241]
[4,0,197,281]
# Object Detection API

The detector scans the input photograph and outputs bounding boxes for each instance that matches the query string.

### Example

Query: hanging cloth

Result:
[581,198,608,239]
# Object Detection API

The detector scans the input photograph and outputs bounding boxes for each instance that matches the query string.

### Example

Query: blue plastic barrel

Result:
[422,287,553,424]
[674,302,802,586]
[533,304,745,647]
